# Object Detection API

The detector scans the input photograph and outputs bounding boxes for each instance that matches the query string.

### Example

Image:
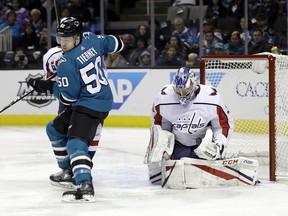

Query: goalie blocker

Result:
[144,125,259,188]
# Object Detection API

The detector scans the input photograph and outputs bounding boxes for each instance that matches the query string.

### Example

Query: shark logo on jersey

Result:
[170,72,225,88]
[108,72,146,109]
[19,74,56,108]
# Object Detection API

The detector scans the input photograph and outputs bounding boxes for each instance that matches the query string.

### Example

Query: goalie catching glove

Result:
[194,128,228,160]
[27,78,55,94]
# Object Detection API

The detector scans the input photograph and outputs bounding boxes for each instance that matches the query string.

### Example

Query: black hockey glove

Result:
[27,78,54,94]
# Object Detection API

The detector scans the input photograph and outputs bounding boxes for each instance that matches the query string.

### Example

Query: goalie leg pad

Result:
[182,157,259,188]
[147,162,162,185]
[162,157,259,189]
[162,159,185,189]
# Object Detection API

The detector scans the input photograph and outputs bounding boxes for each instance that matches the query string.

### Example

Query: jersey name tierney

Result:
[76,47,97,64]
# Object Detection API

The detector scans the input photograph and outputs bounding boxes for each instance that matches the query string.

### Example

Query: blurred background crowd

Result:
[0,0,287,69]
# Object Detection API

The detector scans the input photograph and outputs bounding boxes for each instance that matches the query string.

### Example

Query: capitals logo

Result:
[19,74,56,108]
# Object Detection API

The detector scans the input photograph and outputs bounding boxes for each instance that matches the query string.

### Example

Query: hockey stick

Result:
[53,0,60,26]
[0,73,57,114]
[161,161,176,188]
[0,1,61,114]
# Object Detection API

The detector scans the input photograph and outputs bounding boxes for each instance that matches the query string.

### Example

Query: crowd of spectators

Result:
[0,0,287,69]
[0,0,98,69]
[112,0,288,67]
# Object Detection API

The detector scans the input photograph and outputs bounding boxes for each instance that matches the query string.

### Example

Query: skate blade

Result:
[50,181,76,189]
[62,194,96,203]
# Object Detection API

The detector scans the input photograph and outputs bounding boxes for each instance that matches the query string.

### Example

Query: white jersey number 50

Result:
[79,56,109,94]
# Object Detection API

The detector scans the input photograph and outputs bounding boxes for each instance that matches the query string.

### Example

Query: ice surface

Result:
[0,126,288,216]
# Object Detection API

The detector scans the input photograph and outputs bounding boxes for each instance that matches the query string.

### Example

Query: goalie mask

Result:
[173,67,198,106]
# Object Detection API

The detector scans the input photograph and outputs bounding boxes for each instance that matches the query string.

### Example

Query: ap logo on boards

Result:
[108,72,146,109]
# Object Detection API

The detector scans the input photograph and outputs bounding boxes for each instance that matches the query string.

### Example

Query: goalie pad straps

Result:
[162,157,259,189]
[144,125,175,164]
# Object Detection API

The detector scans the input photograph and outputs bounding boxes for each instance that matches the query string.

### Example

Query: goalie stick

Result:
[162,161,176,188]
[0,73,57,113]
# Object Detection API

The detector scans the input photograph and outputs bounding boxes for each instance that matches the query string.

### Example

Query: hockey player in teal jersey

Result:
[28,17,124,202]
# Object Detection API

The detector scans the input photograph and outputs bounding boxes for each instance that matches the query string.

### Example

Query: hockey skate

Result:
[62,180,96,203]
[50,169,76,189]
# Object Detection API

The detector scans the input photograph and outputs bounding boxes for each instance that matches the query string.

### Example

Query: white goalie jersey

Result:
[146,84,259,188]
[152,84,234,147]
[145,67,259,188]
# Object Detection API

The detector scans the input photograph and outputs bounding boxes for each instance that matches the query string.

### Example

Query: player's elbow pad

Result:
[114,35,124,52]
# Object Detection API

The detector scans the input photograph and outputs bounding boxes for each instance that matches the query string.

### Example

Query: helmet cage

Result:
[173,67,198,105]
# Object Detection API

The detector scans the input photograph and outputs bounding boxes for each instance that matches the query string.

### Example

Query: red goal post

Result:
[199,53,288,181]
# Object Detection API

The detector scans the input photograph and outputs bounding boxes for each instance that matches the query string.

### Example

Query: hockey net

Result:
[200,53,288,181]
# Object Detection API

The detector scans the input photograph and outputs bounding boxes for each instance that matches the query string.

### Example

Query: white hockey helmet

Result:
[173,67,198,105]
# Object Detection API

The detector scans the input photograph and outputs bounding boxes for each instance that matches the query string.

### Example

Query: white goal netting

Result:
[200,53,288,180]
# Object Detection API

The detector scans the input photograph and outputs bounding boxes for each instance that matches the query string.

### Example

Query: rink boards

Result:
[0,68,272,129]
